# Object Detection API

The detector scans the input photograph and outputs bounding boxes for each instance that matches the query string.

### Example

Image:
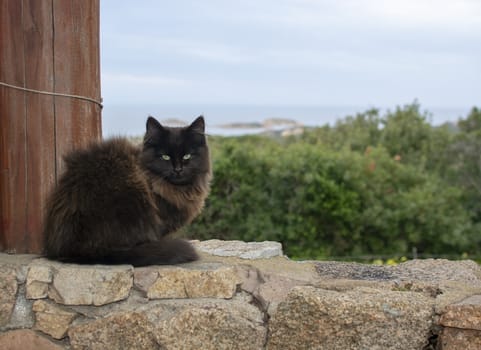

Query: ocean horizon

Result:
[102,104,472,137]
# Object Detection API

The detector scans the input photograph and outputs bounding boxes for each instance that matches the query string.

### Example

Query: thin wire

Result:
[0,81,103,108]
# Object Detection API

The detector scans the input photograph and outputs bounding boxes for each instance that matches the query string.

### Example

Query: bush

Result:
[186,125,475,259]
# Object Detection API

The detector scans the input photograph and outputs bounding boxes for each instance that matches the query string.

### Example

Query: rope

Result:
[0,81,103,108]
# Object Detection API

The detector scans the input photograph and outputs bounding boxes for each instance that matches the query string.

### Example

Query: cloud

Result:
[145,37,257,64]
[359,0,481,28]
[211,0,481,34]
[104,33,258,65]
[101,73,194,104]
[102,73,190,87]
[99,0,480,108]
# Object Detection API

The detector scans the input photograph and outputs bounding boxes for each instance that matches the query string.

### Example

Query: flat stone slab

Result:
[26,259,133,306]
[194,239,283,259]
[315,259,481,284]
[134,262,240,299]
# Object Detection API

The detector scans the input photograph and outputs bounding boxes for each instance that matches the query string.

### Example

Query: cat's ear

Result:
[188,116,205,134]
[146,116,164,133]
[144,116,165,144]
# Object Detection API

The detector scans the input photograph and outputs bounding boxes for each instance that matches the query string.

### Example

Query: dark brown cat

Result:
[43,116,211,266]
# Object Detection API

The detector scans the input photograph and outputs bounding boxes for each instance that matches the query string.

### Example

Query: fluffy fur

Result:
[43,116,211,266]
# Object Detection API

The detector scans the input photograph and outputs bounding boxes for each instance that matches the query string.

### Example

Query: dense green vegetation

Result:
[185,103,481,261]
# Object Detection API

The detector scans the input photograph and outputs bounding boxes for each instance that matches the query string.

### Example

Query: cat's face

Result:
[141,116,210,185]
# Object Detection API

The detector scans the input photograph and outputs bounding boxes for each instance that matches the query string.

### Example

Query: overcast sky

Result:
[100,0,480,110]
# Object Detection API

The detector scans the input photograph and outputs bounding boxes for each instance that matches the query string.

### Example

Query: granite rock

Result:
[236,264,308,315]
[0,266,17,327]
[267,286,434,350]
[395,259,481,283]
[133,267,158,292]
[48,263,133,305]
[143,263,240,299]
[439,327,481,350]
[195,239,283,259]
[314,259,481,314]
[440,294,481,330]
[33,299,77,339]
[68,312,158,350]
[26,264,52,299]
[0,329,64,350]
[315,259,481,284]
[149,299,267,350]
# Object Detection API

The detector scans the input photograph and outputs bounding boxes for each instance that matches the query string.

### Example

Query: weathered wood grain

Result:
[53,0,102,175]
[0,0,27,253]
[0,0,101,253]
[24,0,56,253]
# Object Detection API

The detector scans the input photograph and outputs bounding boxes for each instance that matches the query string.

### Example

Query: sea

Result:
[101,104,472,137]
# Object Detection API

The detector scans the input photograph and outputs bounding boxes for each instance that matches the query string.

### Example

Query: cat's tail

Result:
[51,238,199,267]
[121,238,199,267]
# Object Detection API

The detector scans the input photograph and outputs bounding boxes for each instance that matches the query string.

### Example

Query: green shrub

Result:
[186,123,475,259]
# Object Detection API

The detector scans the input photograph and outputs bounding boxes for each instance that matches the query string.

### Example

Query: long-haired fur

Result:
[43,116,211,266]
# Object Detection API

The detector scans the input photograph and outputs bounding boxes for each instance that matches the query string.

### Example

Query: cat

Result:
[43,116,211,266]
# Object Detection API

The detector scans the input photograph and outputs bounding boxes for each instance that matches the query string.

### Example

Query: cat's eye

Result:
[183,154,192,160]
[161,154,171,161]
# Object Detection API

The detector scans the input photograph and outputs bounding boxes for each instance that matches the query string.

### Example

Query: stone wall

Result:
[1,240,481,349]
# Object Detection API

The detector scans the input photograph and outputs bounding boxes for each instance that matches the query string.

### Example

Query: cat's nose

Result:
[174,166,183,174]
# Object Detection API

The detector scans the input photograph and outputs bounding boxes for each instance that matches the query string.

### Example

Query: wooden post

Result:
[0,0,102,253]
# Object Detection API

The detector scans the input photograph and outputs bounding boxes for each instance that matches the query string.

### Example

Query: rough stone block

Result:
[133,267,158,292]
[0,329,64,350]
[0,266,18,327]
[439,327,481,350]
[440,294,481,330]
[236,264,308,314]
[147,299,266,350]
[33,299,77,339]
[315,259,481,285]
[48,264,133,306]
[69,312,158,350]
[396,259,481,284]
[267,286,434,350]
[26,265,52,299]
[145,263,240,299]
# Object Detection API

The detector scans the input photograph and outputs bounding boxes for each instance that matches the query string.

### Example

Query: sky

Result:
[100,0,480,129]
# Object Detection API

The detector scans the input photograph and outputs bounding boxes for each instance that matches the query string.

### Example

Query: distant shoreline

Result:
[102,104,472,137]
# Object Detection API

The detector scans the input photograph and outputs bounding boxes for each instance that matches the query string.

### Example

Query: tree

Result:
[447,107,481,222]
[379,102,432,167]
